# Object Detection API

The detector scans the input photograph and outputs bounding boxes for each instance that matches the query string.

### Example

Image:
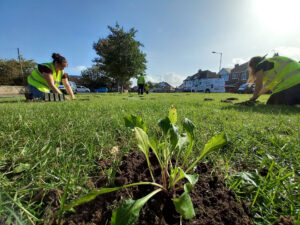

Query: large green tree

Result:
[81,65,115,90]
[0,57,36,85]
[93,23,147,92]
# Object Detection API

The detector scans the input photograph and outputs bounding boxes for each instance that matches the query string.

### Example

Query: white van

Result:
[194,78,225,93]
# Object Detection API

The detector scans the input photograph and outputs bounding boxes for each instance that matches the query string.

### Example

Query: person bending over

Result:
[27,53,76,100]
[247,55,300,105]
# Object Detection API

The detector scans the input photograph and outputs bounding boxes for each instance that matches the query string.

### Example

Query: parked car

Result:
[59,81,77,94]
[95,87,108,93]
[237,83,255,94]
[76,85,90,93]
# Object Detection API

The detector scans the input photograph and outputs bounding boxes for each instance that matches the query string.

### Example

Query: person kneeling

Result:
[247,55,300,105]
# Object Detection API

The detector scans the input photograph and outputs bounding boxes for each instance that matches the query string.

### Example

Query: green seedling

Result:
[63,106,227,225]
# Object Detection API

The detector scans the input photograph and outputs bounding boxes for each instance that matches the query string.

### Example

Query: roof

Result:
[159,82,174,88]
[231,62,248,73]
[184,70,218,81]
[221,68,232,73]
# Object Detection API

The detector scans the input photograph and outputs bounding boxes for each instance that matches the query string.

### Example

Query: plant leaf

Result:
[182,118,195,141]
[169,167,182,188]
[172,184,195,219]
[170,124,179,150]
[135,127,155,182]
[182,171,199,185]
[111,189,162,225]
[149,136,162,167]
[13,163,31,173]
[186,133,227,173]
[124,114,146,132]
[171,167,199,187]
[182,118,196,166]
[134,127,150,155]
[64,187,123,211]
[64,182,162,211]
[168,107,177,124]
[158,117,171,136]
[176,134,189,151]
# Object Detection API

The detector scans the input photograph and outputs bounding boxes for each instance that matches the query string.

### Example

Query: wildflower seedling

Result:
[64,107,227,225]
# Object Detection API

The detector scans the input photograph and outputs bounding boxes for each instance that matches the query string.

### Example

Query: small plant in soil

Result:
[63,106,227,225]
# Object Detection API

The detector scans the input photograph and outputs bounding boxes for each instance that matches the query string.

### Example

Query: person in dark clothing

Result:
[137,74,145,95]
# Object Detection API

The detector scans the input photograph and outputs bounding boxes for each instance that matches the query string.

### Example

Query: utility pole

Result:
[212,51,222,73]
[17,48,25,83]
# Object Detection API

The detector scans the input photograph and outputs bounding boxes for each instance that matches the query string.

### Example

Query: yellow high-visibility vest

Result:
[27,62,63,93]
[137,75,145,85]
[259,56,300,94]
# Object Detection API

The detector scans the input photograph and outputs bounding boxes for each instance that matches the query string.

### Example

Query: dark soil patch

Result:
[204,98,214,101]
[226,97,239,101]
[221,99,233,103]
[56,152,253,225]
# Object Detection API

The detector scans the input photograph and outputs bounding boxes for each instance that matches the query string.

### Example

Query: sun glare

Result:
[253,0,300,32]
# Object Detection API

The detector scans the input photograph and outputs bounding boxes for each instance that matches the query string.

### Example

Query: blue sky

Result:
[1,0,300,86]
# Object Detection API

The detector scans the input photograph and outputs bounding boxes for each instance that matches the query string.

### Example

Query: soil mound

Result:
[58,152,253,225]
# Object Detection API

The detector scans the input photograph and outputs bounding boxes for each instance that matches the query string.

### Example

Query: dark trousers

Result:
[138,84,144,95]
[267,84,300,105]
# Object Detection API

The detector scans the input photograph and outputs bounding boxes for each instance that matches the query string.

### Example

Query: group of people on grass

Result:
[27,53,300,105]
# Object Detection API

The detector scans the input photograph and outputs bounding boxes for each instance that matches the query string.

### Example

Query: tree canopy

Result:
[93,23,147,91]
[0,57,36,85]
[81,65,115,90]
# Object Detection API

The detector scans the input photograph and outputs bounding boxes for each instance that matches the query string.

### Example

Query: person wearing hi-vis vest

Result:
[137,74,145,95]
[27,53,76,100]
[247,55,300,105]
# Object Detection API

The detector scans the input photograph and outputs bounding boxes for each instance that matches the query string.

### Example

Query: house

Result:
[151,82,175,92]
[182,70,219,92]
[218,68,232,82]
[225,62,249,92]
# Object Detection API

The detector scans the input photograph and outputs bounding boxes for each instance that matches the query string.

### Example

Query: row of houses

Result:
[130,61,249,93]
[179,61,249,92]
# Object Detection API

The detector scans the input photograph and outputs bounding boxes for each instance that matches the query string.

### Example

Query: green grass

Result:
[0,93,299,224]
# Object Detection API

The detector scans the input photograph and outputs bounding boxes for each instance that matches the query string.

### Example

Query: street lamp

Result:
[212,51,222,73]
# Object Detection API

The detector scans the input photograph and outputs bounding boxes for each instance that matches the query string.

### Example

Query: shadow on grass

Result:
[222,103,300,115]
[0,100,25,104]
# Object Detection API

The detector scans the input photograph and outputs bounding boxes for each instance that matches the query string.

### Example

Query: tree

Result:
[0,57,36,85]
[81,65,115,90]
[93,23,147,92]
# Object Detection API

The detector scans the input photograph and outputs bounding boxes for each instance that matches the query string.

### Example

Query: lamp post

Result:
[212,51,222,73]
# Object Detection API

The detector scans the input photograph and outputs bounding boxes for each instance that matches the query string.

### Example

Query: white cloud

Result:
[161,73,185,87]
[74,65,87,72]
[130,73,185,87]
[232,58,247,65]
[226,58,249,69]
[273,46,300,61]
[66,65,88,75]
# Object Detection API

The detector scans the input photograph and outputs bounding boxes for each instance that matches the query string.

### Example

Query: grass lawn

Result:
[0,93,299,224]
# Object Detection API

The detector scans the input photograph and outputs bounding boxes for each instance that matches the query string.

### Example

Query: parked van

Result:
[194,78,225,93]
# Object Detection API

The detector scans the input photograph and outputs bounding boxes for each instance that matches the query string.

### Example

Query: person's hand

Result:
[71,96,76,100]
[65,96,71,101]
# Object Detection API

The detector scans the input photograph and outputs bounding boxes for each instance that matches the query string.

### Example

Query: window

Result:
[241,71,248,80]
[232,73,238,79]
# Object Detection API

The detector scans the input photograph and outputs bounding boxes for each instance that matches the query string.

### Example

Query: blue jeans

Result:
[28,85,49,99]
